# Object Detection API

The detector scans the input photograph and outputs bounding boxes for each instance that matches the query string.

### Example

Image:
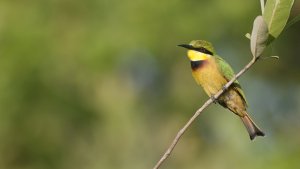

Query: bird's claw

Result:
[222,85,228,91]
[210,95,217,104]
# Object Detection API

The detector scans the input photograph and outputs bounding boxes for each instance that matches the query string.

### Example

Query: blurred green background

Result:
[0,0,300,169]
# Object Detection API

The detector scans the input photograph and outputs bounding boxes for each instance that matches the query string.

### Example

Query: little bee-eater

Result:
[178,40,265,140]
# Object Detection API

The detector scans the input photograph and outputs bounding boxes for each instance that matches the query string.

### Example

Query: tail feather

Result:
[240,114,265,140]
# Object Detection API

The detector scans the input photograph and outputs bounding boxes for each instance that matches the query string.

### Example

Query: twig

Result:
[153,57,257,169]
[260,0,265,14]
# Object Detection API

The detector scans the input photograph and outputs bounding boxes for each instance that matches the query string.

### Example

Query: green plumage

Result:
[215,55,248,107]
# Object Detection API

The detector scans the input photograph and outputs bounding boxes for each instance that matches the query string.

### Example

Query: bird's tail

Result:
[240,113,265,140]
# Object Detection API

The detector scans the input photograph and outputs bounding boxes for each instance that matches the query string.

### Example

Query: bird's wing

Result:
[215,55,248,107]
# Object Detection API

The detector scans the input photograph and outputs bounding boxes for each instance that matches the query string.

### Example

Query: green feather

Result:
[215,55,248,107]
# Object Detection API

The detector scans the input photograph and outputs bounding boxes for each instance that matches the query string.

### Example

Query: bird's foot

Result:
[222,85,228,91]
[210,95,217,104]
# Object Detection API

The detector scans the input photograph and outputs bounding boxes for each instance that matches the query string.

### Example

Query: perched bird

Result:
[178,40,265,140]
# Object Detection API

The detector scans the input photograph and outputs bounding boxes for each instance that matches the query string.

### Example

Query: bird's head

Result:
[178,40,215,61]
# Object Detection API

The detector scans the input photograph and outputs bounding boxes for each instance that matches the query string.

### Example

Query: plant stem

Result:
[260,0,265,14]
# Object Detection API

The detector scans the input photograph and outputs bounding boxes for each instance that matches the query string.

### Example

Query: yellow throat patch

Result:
[187,50,211,61]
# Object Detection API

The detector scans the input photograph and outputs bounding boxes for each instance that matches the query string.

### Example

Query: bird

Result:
[178,40,265,140]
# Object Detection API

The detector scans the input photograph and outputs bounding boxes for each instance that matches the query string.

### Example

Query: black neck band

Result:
[191,60,207,70]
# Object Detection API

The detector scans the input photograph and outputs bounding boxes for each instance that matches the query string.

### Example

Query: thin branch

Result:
[153,57,257,169]
[260,0,265,14]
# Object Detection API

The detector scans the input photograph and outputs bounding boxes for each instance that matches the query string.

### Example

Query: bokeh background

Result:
[0,0,300,169]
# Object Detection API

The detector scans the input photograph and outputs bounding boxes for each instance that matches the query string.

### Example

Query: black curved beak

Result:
[177,44,193,49]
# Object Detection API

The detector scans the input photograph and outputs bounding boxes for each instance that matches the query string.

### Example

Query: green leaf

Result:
[285,14,300,30]
[263,0,294,39]
[250,16,269,58]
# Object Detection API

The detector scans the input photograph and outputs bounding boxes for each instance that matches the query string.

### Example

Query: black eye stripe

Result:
[178,44,213,55]
[194,47,213,55]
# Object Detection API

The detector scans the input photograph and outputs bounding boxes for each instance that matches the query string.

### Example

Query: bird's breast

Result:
[191,59,227,96]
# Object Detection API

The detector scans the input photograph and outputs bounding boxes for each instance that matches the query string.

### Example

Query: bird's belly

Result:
[192,65,227,96]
